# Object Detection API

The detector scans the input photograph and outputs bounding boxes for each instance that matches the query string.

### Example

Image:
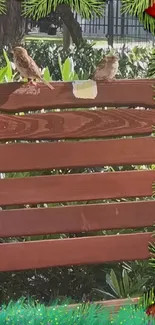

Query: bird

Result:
[12,46,54,90]
[91,55,119,81]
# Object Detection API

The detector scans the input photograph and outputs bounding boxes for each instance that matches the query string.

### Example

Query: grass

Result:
[0,300,154,325]
[25,34,107,46]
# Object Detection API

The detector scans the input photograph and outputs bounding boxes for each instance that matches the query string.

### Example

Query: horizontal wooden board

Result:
[0,137,155,172]
[0,79,154,112]
[0,200,155,237]
[1,109,155,140]
[70,298,139,311]
[0,232,152,271]
[0,170,154,206]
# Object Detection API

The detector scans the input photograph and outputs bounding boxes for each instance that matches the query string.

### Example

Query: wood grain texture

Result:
[0,79,154,112]
[1,109,155,140]
[0,200,155,237]
[1,137,155,172]
[0,232,152,271]
[0,170,154,206]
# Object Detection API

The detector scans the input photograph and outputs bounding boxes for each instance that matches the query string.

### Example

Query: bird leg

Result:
[106,78,116,82]
[27,78,38,86]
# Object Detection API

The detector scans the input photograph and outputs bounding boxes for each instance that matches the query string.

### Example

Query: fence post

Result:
[107,0,114,47]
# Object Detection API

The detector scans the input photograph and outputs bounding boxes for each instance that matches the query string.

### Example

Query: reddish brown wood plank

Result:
[1,137,155,172]
[1,109,155,140]
[0,232,152,271]
[0,79,154,112]
[0,170,154,206]
[0,200,155,237]
[69,298,139,311]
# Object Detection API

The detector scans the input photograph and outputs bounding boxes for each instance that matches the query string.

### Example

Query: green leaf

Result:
[62,57,73,81]
[0,66,8,82]
[0,0,6,14]
[43,67,52,81]
[122,269,130,294]
[58,55,63,78]
[110,270,122,297]
[106,270,122,298]
[3,49,12,81]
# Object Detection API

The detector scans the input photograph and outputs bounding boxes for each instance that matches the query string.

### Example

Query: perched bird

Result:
[12,46,54,90]
[91,55,119,81]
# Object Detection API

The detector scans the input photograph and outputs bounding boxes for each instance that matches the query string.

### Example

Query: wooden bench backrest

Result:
[0,79,155,273]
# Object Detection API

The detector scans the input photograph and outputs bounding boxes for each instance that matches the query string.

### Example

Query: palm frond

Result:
[121,0,155,35]
[0,0,6,14]
[22,0,105,20]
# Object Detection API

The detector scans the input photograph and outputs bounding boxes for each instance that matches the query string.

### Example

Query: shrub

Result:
[24,41,153,80]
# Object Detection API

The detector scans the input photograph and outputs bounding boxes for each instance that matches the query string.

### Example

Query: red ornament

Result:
[145,2,155,18]
[146,303,155,317]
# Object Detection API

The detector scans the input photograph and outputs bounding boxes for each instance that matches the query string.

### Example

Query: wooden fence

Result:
[0,79,155,307]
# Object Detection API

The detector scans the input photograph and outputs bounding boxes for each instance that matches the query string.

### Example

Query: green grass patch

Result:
[0,299,154,325]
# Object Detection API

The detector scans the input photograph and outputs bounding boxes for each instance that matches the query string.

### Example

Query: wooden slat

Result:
[1,109,155,140]
[0,232,152,271]
[69,298,139,311]
[0,200,155,237]
[0,79,154,112]
[0,170,154,206]
[0,137,155,172]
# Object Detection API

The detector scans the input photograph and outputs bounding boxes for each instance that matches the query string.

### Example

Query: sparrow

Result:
[91,55,119,81]
[12,46,54,90]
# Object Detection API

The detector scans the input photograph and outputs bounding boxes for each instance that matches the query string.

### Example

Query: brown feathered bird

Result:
[12,46,54,90]
[92,55,119,81]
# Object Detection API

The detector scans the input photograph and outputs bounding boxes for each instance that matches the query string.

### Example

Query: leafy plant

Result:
[94,268,148,299]
[0,50,13,82]
[58,55,79,81]
[23,41,153,81]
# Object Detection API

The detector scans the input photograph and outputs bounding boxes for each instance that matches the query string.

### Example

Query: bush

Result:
[24,41,153,80]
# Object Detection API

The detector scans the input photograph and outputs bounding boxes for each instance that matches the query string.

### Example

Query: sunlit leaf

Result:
[43,66,52,81]
[0,66,8,83]
[3,49,12,81]
[0,0,6,14]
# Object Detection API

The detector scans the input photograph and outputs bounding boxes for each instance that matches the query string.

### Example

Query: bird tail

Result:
[40,77,54,90]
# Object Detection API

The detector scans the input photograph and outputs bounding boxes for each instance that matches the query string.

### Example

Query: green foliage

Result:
[58,55,79,80]
[24,41,153,81]
[139,287,155,309]
[0,50,13,82]
[94,266,148,299]
[148,49,155,77]
[121,0,155,35]
[0,0,6,14]
[0,299,154,325]
[22,0,105,20]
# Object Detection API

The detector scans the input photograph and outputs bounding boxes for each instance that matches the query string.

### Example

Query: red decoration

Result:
[145,2,155,18]
[146,303,155,317]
